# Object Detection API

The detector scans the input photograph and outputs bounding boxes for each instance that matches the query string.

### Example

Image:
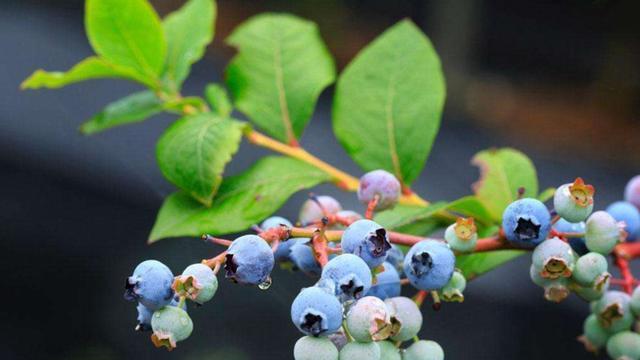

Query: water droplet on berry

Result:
[258,277,272,290]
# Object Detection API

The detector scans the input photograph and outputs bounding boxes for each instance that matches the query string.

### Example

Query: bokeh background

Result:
[2,0,639,359]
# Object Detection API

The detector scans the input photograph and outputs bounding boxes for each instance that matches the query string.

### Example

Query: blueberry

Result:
[125,260,174,311]
[553,178,595,223]
[225,235,275,285]
[572,252,609,289]
[444,217,478,252]
[299,196,342,225]
[261,216,293,230]
[357,170,401,210]
[630,286,640,317]
[174,263,218,304]
[321,254,372,302]
[290,238,322,276]
[385,245,405,275]
[606,331,640,360]
[403,340,444,360]
[366,262,401,300]
[606,201,640,241]
[135,297,186,332]
[585,211,623,255]
[403,240,455,291]
[593,291,633,332]
[624,175,640,210]
[531,237,576,280]
[440,270,466,302]
[573,279,609,302]
[384,296,423,342]
[150,306,193,350]
[293,336,339,360]
[341,219,391,268]
[338,341,380,360]
[274,238,300,264]
[502,198,551,247]
[529,265,570,303]
[330,210,363,230]
[579,314,610,353]
[346,296,396,342]
[377,341,401,360]
[291,286,343,337]
[553,219,588,255]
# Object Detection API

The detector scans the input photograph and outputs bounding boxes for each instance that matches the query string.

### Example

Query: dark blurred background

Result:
[2,0,639,359]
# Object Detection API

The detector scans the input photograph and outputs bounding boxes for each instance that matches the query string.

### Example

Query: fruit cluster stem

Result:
[613,255,636,294]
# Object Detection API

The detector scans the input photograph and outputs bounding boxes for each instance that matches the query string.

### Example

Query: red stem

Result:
[613,255,635,294]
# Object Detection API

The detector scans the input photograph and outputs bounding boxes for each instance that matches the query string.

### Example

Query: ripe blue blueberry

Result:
[261,216,292,230]
[553,178,595,223]
[225,235,275,285]
[403,340,444,360]
[125,260,174,311]
[585,211,623,255]
[385,244,405,274]
[384,296,423,342]
[150,305,193,350]
[345,296,395,342]
[174,263,218,304]
[531,237,576,279]
[291,286,343,336]
[293,336,339,360]
[341,219,391,268]
[606,331,640,360]
[274,238,300,264]
[502,198,551,247]
[403,240,455,291]
[606,201,640,241]
[299,195,342,225]
[321,254,372,302]
[624,175,640,210]
[290,238,322,276]
[366,262,401,300]
[357,170,401,210]
[553,219,588,255]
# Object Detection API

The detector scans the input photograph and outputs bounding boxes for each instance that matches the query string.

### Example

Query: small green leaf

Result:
[456,250,526,281]
[156,114,244,206]
[205,84,232,117]
[21,57,155,89]
[163,0,215,90]
[538,187,556,203]
[332,19,446,185]
[225,13,336,143]
[80,91,163,134]
[149,156,330,242]
[446,196,494,225]
[374,203,447,235]
[86,0,166,80]
[471,148,539,221]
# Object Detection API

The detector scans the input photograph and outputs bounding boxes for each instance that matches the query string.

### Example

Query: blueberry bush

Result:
[22,0,640,358]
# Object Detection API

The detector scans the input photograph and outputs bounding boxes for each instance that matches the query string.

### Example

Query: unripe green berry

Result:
[384,297,423,342]
[572,252,609,288]
[174,263,218,304]
[585,211,623,255]
[529,265,570,302]
[631,286,640,317]
[294,336,339,360]
[532,237,576,279]
[594,291,634,332]
[377,340,401,360]
[339,341,380,360]
[444,218,477,252]
[553,179,594,223]
[606,331,640,360]
[150,305,193,350]
[578,314,610,353]
[346,296,395,342]
[440,270,466,302]
[573,278,610,302]
[403,340,444,360]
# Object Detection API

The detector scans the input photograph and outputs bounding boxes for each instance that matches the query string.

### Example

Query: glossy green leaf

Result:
[163,0,215,89]
[456,250,526,281]
[205,84,232,118]
[374,203,447,235]
[21,57,155,89]
[332,19,446,185]
[86,0,166,79]
[149,156,330,242]
[446,196,494,225]
[156,114,244,206]
[225,14,336,143]
[80,91,163,134]
[538,187,556,203]
[471,148,539,221]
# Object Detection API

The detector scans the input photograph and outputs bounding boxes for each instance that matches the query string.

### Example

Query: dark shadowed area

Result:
[1,0,639,359]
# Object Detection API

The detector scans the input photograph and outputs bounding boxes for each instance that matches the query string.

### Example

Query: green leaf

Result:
[446,196,494,225]
[471,148,539,221]
[225,14,336,143]
[332,20,446,185]
[86,0,166,80]
[163,0,215,89]
[374,203,447,235]
[456,250,526,281]
[149,156,330,242]
[538,187,556,203]
[156,114,244,206]
[205,84,232,118]
[21,57,156,89]
[80,91,163,134]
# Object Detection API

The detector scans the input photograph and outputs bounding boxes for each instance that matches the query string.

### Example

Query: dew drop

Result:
[258,277,272,290]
